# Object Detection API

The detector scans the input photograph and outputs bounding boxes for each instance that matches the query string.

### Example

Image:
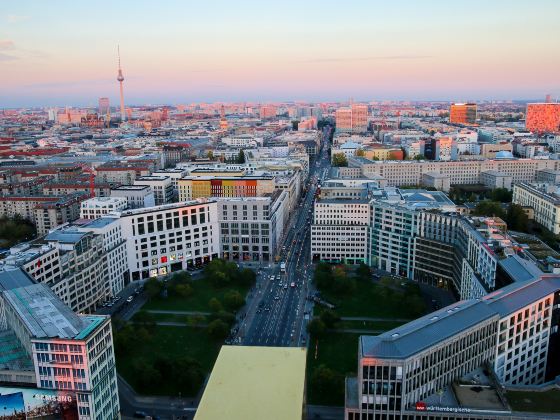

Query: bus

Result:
[280,262,286,273]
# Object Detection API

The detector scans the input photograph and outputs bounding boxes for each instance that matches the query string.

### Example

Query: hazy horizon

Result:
[1,0,559,108]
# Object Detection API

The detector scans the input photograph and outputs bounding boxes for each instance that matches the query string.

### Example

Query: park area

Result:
[306,263,426,405]
[505,388,560,414]
[114,259,255,397]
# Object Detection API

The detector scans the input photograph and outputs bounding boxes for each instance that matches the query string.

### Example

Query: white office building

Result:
[117,199,219,281]
[0,275,119,420]
[311,199,370,265]
[111,185,155,209]
[79,217,128,296]
[80,197,128,220]
[134,175,174,205]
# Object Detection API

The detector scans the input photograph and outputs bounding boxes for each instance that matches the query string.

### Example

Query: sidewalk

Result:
[146,309,210,316]
[118,373,200,414]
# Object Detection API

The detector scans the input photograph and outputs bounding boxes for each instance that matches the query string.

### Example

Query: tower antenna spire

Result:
[116,45,126,122]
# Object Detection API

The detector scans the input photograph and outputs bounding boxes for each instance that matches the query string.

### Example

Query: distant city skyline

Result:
[1,0,559,107]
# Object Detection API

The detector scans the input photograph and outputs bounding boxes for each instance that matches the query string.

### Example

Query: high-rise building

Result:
[526,103,560,134]
[449,103,477,124]
[336,105,368,133]
[259,105,277,119]
[0,272,120,420]
[344,275,560,419]
[335,108,353,132]
[351,104,368,132]
[98,97,110,115]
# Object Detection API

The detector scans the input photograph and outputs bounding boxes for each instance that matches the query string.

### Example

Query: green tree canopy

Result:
[237,149,246,164]
[207,319,230,340]
[307,318,327,338]
[331,153,348,167]
[223,290,245,312]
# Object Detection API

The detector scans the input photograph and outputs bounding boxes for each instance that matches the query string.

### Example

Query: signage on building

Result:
[415,401,472,414]
[0,386,78,420]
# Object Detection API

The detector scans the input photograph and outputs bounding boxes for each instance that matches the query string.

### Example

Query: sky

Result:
[1,0,559,107]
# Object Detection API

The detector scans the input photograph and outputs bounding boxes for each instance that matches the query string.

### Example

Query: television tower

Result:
[117,46,126,122]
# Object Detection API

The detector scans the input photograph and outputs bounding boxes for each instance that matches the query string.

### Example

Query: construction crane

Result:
[81,166,96,198]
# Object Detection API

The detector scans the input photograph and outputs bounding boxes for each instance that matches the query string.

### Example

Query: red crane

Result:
[81,166,96,198]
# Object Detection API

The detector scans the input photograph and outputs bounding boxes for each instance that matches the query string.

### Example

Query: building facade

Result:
[117,200,219,281]
[217,191,288,262]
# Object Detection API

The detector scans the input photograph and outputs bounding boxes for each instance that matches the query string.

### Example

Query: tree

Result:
[331,152,348,167]
[175,356,205,395]
[0,215,36,247]
[319,309,340,329]
[174,283,194,298]
[209,310,236,327]
[413,154,426,161]
[473,201,506,219]
[355,148,365,157]
[207,319,229,340]
[223,290,245,312]
[311,365,343,399]
[207,150,215,161]
[238,268,256,287]
[237,149,246,164]
[490,188,512,203]
[355,263,371,281]
[209,297,223,312]
[506,204,528,231]
[133,358,161,388]
[144,277,163,300]
[132,311,156,332]
[307,318,327,338]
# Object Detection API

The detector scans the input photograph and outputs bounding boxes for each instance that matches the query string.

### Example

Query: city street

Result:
[241,126,332,347]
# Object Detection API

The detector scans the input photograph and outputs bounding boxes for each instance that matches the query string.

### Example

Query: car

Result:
[270,275,275,280]
[290,282,295,288]
[106,303,113,308]
[134,411,148,418]
[115,296,122,302]
[278,282,282,287]
[274,296,280,300]
[276,275,281,280]
[265,307,270,312]
[283,284,288,289]
[126,296,133,303]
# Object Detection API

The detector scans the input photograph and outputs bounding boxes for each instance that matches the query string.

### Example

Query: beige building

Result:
[512,182,560,234]
[480,170,513,190]
[350,157,560,188]
[480,142,513,158]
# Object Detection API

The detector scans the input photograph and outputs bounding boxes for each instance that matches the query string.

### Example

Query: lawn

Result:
[316,279,424,319]
[116,326,221,397]
[143,278,249,312]
[306,332,361,406]
[506,389,560,413]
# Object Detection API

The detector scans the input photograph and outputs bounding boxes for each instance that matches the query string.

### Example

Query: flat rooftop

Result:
[3,283,87,339]
[361,300,498,359]
[195,346,306,420]
[112,185,151,191]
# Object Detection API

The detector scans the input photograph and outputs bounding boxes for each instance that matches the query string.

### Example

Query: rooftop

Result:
[361,300,498,359]
[118,198,214,217]
[195,346,306,420]
[3,283,87,339]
